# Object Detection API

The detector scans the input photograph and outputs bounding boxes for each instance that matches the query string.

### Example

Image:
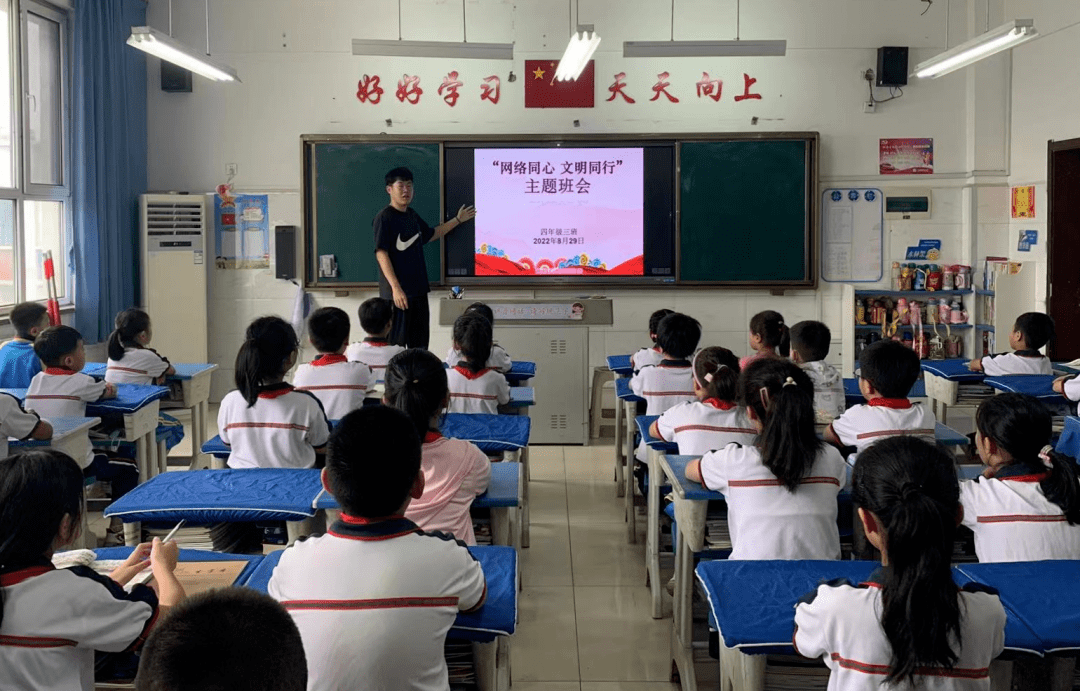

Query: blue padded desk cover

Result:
[81,362,216,380]
[8,416,97,447]
[637,415,677,452]
[505,361,536,384]
[616,377,644,403]
[984,375,1067,401]
[315,461,521,511]
[607,354,633,376]
[93,546,264,587]
[1057,417,1080,459]
[4,384,169,415]
[920,359,987,382]
[442,413,531,452]
[245,545,518,642]
[509,387,535,407]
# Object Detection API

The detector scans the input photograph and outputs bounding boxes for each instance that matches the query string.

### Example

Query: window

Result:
[0,0,70,310]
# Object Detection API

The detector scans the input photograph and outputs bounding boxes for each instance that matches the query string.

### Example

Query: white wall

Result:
[143,0,1011,399]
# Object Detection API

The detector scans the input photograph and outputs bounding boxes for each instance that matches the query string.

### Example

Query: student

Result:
[292,307,374,420]
[268,406,487,691]
[826,340,935,453]
[968,312,1054,374]
[795,436,1006,689]
[630,312,700,461]
[446,313,510,415]
[218,317,330,469]
[444,302,512,373]
[136,588,306,691]
[961,393,1080,562]
[630,308,674,373]
[0,301,49,387]
[740,310,789,369]
[1054,371,1080,413]
[345,297,405,384]
[385,348,490,544]
[649,346,756,456]
[686,359,846,559]
[105,308,175,385]
[0,449,184,691]
[790,320,845,423]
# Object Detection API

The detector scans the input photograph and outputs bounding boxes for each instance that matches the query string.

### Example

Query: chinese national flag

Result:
[524,59,594,108]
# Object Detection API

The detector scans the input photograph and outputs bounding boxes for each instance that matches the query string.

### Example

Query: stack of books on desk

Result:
[957,383,994,402]
[763,655,831,690]
[704,516,732,551]
[473,517,492,546]
[445,640,476,689]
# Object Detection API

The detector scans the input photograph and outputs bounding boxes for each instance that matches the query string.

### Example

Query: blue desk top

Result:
[93,546,265,587]
[984,375,1067,401]
[934,422,969,447]
[8,416,98,446]
[636,415,677,452]
[6,384,169,415]
[1057,417,1080,459]
[83,362,218,381]
[616,377,644,402]
[920,359,986,382]
[607,354,633,376]
[505,361,536,383]
[508,387,534,407]
[315,461,521,511]
[661,455,725,501]
[245,545,518,642]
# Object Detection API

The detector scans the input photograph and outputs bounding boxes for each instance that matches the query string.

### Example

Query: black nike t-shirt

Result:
[373,206,435,299]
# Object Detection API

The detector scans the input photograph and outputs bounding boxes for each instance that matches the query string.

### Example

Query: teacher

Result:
[374,167,476,350]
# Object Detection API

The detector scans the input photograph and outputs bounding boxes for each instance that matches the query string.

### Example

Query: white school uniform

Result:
[268,516,486,691]
[0,562,159,691]
[444,344,512,373]
[699,442,847,560]
[794,568,1005,691]
[828,399,936,453]
[406,431,491,545]
[292,354,374,420]
[446,365,510,415]
[629,359,695,415]
[1063,376,1080,414]
[654,398,757,456]
[344,338,405,384]
[979,351,1052,376]
[0,391,41,458]
[26,369,109,468]
[630,345,663,372]
[217,383,330,469]
[960,466,1080,562]
[105,347,170,385]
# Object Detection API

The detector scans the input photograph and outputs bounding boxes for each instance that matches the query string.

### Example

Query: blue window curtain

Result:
[72,0,147,343]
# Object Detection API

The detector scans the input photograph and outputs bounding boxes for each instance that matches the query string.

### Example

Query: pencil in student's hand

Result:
[162,520,186,544]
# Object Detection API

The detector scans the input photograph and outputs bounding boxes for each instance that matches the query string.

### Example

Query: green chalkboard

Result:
[679,139,814,285]
[305,141,442,286]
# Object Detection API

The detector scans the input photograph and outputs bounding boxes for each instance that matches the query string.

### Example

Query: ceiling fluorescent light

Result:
[127,26,239,82]
[555,26,601,81]
[351,39,513,60]
[623,39,786,57]
[913,19,1037,78]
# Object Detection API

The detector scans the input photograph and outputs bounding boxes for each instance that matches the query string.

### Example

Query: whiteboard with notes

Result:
[821,188,884,283]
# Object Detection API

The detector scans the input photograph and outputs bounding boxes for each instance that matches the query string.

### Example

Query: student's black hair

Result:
[465,302,495,325]
[976,393,1080,523]
[9,302,47,339]
[858,339,921,399]
[32,325,82,368]
[749,310,790,357]
[384,348,449,440]
[385,167,414,186]
[655,312,701,360]
[136,588,307,691]
[790,320,832,363]
[0,450,84,628]
[306,306,351,353]
[107,308,152,361]
[327,406,421,518]
[234,316,298,407]
[693,346,740,402]
[738,358,823,491]
[1013,312,1055,351]
[358,297,393,336]
[453,312,493,373]
[852,436,962,685]
[648,308,675,342]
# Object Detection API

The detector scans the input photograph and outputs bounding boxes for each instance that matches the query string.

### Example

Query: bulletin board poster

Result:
[879,138,934,175]
[1011,185,1035,218]
[215,193,270,269]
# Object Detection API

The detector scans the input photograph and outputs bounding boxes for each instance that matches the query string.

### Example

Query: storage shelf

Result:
[854,289,972,298]
[855,323,973,332]
[975,289,995,296]
[976,325,995,331]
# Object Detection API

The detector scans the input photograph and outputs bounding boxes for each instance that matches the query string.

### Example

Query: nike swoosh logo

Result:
[396,234,420,251]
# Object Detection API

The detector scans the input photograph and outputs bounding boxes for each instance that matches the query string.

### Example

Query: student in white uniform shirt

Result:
[629,307,673,373]
[0,390,51,458]
[795,437,1006,691]
[686,359,847,560]
[218,317,330,469]
[446,313,510,415]
[790,320,846,423]
[826,339,935,453]
[0,449,184,691]
[444,302,512,373]
[268,406,487,691]
[968,312,1054,375]
[630,313,700,466]
[345,297,405,384]
[293,307,374,420]
[649,346,756,456]
[961,394,1080,562]
[386,348,490,544]
[104,308,175,385]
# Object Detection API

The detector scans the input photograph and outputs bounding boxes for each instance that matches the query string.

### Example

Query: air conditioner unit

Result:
[140,194,208,363]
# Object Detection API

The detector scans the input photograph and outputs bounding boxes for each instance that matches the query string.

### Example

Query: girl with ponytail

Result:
[964,393,1080,561]
[446,313,509,415]
[796,436,1006,687]
[686,358,846,559]
[217,317,329,469]
[740,310,790,369]
[105,308,175,385]
[649,347,756,456]
[384,349,490,544]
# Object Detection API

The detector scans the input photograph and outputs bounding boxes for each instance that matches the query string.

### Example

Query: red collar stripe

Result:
[866,398,913,409]
[340,513,405,525]
[0,564,54,586]
[258,385,295,399]
[43,367,77,376]
[703,398,737,410]
[424,431,444,443]
[311,354,348,367]
[452,365,493,380]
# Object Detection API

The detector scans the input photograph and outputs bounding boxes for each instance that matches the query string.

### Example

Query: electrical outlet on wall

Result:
[864,100,876,114]
[225,163,238,177]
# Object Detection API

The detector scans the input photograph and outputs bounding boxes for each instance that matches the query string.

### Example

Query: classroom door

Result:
[1047,139,1080,361]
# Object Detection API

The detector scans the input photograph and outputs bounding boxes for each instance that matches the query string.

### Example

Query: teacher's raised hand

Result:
[455,205,477,223]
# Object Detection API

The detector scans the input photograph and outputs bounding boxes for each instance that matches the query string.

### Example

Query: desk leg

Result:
[189,402,203,469]
[668,525,698,691]
[625,402,638,544]
[135,436,149,484]
[614,392,625,496]
[124,522,140,547]
[158,438,168,475]
[719,637,765,691]
[491,507,510,547]
[520,447,530,548]
[647,447,663,618]
[286,518,314,546]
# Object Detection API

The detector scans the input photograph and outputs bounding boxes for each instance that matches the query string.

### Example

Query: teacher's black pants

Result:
[390,296,430,350]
